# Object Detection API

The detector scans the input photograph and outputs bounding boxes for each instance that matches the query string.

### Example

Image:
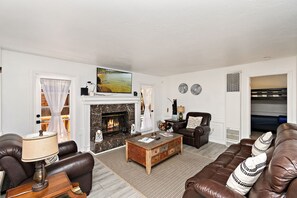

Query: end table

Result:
[6,172,86,198]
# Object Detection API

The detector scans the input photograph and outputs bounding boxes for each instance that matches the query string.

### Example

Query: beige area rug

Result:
[96,147,213,198]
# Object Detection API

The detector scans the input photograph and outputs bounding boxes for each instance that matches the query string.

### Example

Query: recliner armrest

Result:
[194,126,210,136]
[194,179,244,198]
[173,122,187,131]
[46,152,94,179]
[58,140,78,157]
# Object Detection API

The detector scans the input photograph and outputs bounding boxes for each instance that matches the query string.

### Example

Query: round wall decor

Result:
[178,83,188,94]
[191,84,202,95]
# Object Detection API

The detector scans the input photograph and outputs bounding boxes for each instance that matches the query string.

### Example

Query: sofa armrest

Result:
[287,178,297,197]
[240,139,255,147]
[194,179,244,198]
[194,126,210,136]
[173,122,187,132]
[46,152,94,179]
[58,140,78,157]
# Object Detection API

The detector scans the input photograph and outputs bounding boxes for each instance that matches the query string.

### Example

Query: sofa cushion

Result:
[252,132,273,156]
[226,153,267,195]
[186,116,202,129]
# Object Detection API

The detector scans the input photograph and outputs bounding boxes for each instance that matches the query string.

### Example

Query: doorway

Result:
[250,74,287,139]
[35,74,73,142]
[140,85,154,133]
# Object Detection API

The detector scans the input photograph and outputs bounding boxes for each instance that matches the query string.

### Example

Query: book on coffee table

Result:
[138,137,155,143]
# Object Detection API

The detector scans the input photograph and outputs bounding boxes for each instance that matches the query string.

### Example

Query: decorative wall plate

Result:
[178,83,188,94]
[191,84,202,95]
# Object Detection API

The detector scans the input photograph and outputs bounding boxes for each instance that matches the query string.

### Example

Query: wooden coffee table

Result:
[125,132,183,175]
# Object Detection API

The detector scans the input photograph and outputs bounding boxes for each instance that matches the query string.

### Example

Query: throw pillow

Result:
[186,116,203,129]
[226,152,267,195]
[45,154,59,166]
[252,131,273,156]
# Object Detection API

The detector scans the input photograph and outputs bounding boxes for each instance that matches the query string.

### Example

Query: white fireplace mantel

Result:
[81,95,140,151]
[81,95,140,105]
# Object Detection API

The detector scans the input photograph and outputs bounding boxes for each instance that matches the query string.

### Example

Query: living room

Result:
[1,1,297,198]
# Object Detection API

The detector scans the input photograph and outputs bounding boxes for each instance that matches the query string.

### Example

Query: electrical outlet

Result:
[167,108,169,112]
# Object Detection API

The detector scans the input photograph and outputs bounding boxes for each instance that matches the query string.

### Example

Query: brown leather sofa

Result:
[183,123,297,198]
[0,133,94,195]
[173,112,211,148]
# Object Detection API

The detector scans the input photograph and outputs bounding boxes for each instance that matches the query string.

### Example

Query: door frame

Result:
[34,72,76,139]
[242,70,296,138]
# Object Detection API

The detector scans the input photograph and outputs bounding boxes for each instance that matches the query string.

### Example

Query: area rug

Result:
[96,147,213,198]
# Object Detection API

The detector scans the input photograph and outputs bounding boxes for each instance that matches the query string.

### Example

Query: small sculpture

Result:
[95,130,103,143]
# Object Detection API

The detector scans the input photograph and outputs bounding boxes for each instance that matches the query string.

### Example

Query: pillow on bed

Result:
[226,152,267,195]
[252,131,273,156]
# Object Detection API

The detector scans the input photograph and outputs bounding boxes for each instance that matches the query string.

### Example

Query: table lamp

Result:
[22,131,59,192]
[177,105,185,121]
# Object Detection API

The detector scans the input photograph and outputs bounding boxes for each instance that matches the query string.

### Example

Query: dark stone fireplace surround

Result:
[90,103,139,153]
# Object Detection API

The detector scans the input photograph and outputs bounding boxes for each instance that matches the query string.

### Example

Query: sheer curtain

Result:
[141,87,153,131]
[40,78,71,142]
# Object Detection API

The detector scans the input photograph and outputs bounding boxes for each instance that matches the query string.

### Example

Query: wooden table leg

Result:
[146,150,152,175]
[126,142,129,162]
[180,136,183,154]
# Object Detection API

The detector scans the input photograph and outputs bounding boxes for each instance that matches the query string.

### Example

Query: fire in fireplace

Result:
[102,112,128,135]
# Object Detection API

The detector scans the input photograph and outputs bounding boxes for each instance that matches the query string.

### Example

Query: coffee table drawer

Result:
[152,148,160,156]
[168,148,176,155]
[160,144,168,153]
[151,155,160,164]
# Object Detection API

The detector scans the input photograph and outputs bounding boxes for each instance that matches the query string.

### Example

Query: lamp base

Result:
[32,180,48,192]
[178,112,183,121]
[32,161,48,192]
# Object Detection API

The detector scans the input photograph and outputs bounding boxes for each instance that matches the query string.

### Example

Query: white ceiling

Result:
[0,0,296,76]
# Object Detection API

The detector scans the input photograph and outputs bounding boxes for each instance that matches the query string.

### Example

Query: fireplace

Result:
[90,103,139,153]
[102,111,128,135]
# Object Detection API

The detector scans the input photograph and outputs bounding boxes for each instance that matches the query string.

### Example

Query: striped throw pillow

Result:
[226,152,267,195]
[186,116,203,129]
[252,132,273,156]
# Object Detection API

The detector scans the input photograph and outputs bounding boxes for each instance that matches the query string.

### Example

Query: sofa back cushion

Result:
[249,123,297,197]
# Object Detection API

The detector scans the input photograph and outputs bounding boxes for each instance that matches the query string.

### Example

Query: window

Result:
[40,89,71,133]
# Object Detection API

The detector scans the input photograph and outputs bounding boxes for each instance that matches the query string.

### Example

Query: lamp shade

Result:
[22,132,59,162]
[177,105,185,113]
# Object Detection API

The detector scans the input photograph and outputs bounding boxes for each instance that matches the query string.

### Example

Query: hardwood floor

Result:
[0,142,227,198]
[88,142,227,198]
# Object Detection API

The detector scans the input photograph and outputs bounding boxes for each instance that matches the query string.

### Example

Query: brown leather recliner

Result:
[0,133,94,195]
[173,112,211,148]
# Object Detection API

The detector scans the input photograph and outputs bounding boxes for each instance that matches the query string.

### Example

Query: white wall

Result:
[161,56,297,144]
[1,50,162,149]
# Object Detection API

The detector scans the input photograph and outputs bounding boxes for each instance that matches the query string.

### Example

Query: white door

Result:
[34,74,72,142]
[140,85,154,133]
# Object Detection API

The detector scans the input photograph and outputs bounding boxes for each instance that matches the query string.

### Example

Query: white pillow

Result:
[226,153,267,195]
[252,132,273,156]
[45,155,59,166]
[186,116,203,129]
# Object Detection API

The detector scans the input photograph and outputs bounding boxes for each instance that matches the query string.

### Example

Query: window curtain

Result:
[40,78,71,142]
[141,87,153,131]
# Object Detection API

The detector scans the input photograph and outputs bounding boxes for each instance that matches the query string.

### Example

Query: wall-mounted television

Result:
[97,67,132,93]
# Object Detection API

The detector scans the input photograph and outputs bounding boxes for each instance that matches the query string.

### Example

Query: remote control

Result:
[155,137,161,140]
